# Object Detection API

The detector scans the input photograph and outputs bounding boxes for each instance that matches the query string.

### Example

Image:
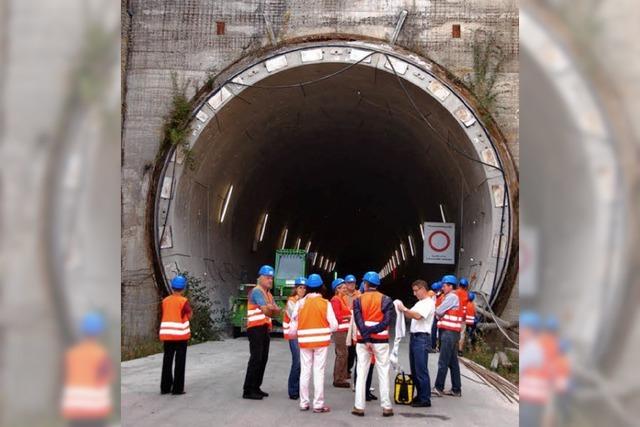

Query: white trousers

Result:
[354,343,392,410]
[299,346,328,409]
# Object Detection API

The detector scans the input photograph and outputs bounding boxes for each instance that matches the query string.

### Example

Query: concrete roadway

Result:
[122,338,517,426]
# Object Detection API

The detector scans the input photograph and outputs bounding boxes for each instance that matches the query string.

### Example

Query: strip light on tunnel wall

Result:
[419,223,425,241]
[319,255,324,268]
[400,243,406,261]
[219,185,233,223]
[258,213,269,242]
[280,227,289,249]
[295,237,301,250]
[312,252,318,266]
[408,235,415,256]
[305,240,312,252]
[395,250,401,265]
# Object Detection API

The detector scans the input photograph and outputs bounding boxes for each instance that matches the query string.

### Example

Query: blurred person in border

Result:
[519,311,550,427]
[61,312,113,427]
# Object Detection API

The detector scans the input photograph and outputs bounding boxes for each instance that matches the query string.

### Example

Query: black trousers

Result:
[347,345,356,374]
[161,340,188,394]
[243,324,270,393]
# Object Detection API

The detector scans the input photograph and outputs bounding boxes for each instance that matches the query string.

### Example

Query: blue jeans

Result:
[435,329,461,393]
[288,339,301,397]
[409,333,431,403]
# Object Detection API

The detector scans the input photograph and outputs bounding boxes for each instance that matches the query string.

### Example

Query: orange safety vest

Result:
[61,340,112,420]
[437,293,463,332]
[342,290,361,310]
[520,364,552,404]
[283,296,298,340]
[332,295,351,332]
[465,301,476,325]
[456,288,469,318]
[435,293,445,308]
[297,295,332,348]
[159,294,191,341]
[356,291,389,342]
[246,286,274,330]
[554,354,571,393]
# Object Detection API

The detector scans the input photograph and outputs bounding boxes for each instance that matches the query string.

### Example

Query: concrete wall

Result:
[122,0,519,347]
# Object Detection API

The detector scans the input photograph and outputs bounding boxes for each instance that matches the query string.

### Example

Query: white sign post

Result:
[423,222,455,264]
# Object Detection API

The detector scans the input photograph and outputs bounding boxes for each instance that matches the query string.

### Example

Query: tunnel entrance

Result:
[152,40,516,311]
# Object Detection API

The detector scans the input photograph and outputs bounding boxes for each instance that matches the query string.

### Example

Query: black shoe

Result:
[257,389,269,397]
[289,395,299,400]
[366,393,378,401]
[411,401,431,407]
[242,392,263,400]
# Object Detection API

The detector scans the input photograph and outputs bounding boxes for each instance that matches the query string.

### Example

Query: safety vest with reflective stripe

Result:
[465,301,476,325]
[437,293,463,332]
[159,294,191,341]
[520,366,552,404]
[356,291,389,342]
[247,286,274,329]
[61,340,112,420]
[341,290,361,310]
[456,288,469,319]
[331,295,351,331]
[297,295,332,348]
[283,296,298,340]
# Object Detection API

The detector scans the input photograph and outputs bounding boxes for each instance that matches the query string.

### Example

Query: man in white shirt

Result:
[398,280,435,407]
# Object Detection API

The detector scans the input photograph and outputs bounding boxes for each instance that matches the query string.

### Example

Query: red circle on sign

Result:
[428,231,450,253]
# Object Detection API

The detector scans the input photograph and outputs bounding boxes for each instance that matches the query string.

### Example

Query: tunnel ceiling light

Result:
[312,252,318,266]
[323,258,329,271]
[305,240,312,252]
[395,250,401,264]
[439,204,447,223]
[319,255,324,268]
[219,185,233,223]
[400,243,406,261]
[258,213,269,242]
[295,237,302,250]
[280,227,289,249]
[408,235,415,256]
[419,223,425,240]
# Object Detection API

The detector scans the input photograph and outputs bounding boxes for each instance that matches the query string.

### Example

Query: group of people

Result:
[236,265,479,417]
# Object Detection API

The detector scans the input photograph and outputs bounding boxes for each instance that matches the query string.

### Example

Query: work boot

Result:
[333,381,350,388]
[411,400,431,407]
[257,389,269,397]
[242,391,263,400]
[351,407,365,417]
[444,389,462,397]
[366,393,378,401]
[382,408,394,417]
[431,387,443,397]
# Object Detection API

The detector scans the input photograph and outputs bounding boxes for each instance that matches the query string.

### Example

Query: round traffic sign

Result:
[428,230,451,253]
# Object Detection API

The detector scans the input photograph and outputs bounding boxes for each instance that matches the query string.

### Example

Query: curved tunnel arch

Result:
[153,40,517,311]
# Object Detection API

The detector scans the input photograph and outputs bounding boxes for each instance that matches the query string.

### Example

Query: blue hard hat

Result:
[81,312,105,336]
[441,275,458,285]
[520,311,542,330]
[331,278,345,291]
[307,274,323,288]
[258,265,275,277]
[359,281,365,293]
[459,278,469,287]
[544,315,559,332]
[363,271,381,286]
[431,281,442,291]
[294,276,307,286]
[171,275,187,290]
[468,291,476,302]
[345,274,356,283]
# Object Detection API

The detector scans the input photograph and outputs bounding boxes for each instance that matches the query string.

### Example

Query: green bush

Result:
[180,271,217,343]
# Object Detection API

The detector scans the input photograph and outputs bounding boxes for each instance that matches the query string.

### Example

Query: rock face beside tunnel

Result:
[122,0,519,348]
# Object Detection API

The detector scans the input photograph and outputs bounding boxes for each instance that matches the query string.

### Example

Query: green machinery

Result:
[231,249,307,337]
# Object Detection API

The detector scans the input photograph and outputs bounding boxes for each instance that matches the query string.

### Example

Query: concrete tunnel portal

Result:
[152,40,517,315]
